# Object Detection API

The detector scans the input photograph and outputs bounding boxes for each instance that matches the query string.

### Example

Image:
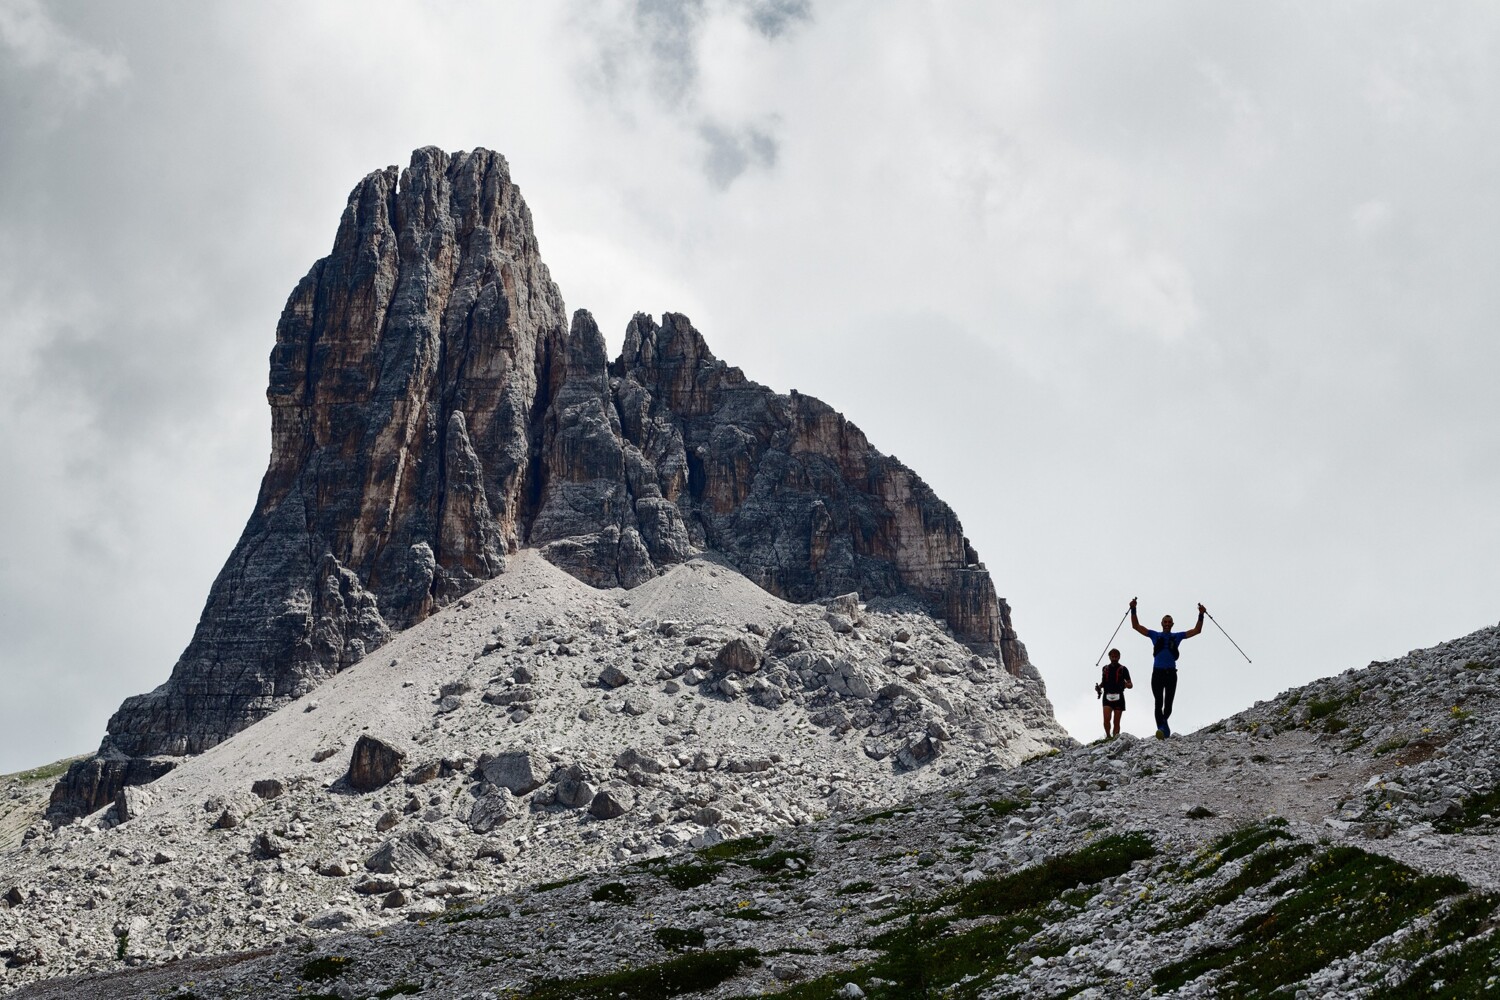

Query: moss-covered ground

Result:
[525,948,760,999]
[1153,845,1470,996]
[731,832,1156,999]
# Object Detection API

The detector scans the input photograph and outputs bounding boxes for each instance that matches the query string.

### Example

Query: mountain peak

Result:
[50,149,1034,821]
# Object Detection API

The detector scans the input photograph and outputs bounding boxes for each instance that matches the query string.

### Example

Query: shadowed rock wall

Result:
[51,148,1029,821]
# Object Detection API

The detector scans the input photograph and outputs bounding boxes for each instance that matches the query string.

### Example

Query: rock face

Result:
[51,147,1029,821]
[554,310,1021,672]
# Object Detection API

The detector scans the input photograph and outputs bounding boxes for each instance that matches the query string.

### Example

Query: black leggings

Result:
[1151,669,1178,732]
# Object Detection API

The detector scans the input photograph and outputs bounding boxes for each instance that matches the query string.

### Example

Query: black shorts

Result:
[1102,691,1126,712]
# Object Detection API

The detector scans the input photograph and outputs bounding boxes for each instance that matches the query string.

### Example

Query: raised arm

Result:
[1129,597,1149,636]
[1183,603,1206,638]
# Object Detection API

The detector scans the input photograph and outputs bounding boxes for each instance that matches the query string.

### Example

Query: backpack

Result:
[1153,633,1181,663]
[1101,663,1126,692]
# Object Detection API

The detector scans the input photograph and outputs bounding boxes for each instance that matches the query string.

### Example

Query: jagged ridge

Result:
[52,147,1028,820]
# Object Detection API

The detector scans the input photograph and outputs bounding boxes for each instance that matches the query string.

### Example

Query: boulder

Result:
[467,789,519,833]
[365,828,449,876]
[404,760,441,785]
[589,784,636,820]
[254,832,289,859]
[210,792,262,830]
[477,750,549,795]
[715,637,763,674]
[599,664,631,688]
[728,757,773,774]
[355,877,401,895]
[556,775,598,809]
[114,786,154,824]
[826,592,862,618]
[615,747,666,774]
[895,735,942,770]
[345,734,406,792]
[305,907,362,931]
[250,778,285,800]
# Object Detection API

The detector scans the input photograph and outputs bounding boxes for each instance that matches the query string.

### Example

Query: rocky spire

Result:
[50,150,1031,821]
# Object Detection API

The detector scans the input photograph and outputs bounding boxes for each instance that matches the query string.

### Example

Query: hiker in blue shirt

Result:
[1129,597,1205,739]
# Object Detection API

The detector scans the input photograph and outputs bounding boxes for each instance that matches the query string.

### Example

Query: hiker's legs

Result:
[1101,703,1111,737]
[1152,669,1178,734]
[1107,708,1122,737]
[1151,670,1170,732]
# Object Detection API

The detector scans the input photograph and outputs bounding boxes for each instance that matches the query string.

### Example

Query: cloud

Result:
[0,0,128,102]
[569,0,807,187]
[699,120,777,188]
[739,0,811,39]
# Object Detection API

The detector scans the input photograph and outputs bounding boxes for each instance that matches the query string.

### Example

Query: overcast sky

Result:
[2,1,1498,772]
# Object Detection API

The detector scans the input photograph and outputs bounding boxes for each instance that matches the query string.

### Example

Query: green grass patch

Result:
[439,906,490,924]
[1435,787,1500,833]
[737,849,812,877]
[727,907,776,921]
[1153,845,1468,996]
[748,834,1156,1000]
[301,955,353,982]
[592,882,636,905]
[937,832,1154,920]
[1189,819,1291,879]
[1307,692,1355,720]
[526,948,759,999]
[654,926,706,952]
[661,861,725,890]
[535,873,589,892]
[5,756,83,783]
[699,835,774,861]
[978,797,1025,819]
[1372,906,1500,998]
[855,805,915,825]
[655,837,812,889]
[1161,842,1314,933]
[1378,891,1500,966]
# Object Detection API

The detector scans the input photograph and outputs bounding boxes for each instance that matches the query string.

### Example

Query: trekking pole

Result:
[1205,610,1252,663]
[1093,607,1131,667]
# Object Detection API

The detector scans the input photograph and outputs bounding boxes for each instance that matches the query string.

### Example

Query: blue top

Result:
[1146,629,1189,670]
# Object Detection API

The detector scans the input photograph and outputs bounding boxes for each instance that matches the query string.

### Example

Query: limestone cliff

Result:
[50,148,1030,820]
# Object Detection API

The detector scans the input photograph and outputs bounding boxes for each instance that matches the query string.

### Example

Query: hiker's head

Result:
[1161,615,1174,630]
[1107,649,1121,662]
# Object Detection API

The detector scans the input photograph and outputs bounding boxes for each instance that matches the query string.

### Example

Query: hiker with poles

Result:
[1091,598,1251,740]
[1095,649,1133,739]
[1130,597,1203,739]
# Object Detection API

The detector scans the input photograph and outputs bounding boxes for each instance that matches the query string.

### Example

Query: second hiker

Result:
[1096,648,1132,739]
[1130,597,1204,739]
